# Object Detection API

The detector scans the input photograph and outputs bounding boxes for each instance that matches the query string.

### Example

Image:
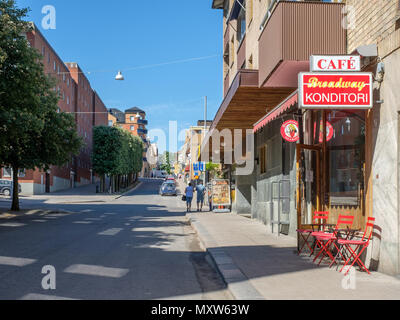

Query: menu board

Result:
[211,179,231,206]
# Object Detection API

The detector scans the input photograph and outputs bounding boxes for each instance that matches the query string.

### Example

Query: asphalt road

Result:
[0,179,231,300]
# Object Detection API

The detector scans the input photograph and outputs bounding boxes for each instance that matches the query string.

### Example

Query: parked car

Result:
[0,179,21,196]
[159,181,177,196]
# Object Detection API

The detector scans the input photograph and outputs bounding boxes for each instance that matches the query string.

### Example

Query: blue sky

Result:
[16,0,223,153]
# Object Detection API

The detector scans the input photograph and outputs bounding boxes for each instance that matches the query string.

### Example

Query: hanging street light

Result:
[115,71,124,81]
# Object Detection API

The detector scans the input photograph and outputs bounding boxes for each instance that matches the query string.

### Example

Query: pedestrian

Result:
[195,180,206,212]
[185,183,194,212]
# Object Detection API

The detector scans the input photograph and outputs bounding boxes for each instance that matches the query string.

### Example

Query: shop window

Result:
[327,110,365,207]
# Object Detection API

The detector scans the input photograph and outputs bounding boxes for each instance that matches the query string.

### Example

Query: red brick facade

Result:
[0,24,108,194]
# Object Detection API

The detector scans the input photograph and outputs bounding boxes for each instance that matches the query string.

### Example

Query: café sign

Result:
[298,72,373,109]
[310,55,361,72]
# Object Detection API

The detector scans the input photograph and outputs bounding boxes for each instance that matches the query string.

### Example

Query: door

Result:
[296,144,322,230]
[45,173,50,193]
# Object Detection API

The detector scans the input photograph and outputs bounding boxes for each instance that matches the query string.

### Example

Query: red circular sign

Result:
[315,121,334,143]
[281,120,300,142]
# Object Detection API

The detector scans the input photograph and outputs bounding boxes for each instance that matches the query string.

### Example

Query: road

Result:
[0,179,231,300]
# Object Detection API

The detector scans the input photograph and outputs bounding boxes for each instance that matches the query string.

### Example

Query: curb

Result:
[113,181,143,200]
[187,214,265,300]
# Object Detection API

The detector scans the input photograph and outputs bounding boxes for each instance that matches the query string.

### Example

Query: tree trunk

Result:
[11,165,20,211]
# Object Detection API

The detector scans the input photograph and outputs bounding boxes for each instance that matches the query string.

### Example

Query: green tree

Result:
[0,0,82,211]
[92,126,143,193]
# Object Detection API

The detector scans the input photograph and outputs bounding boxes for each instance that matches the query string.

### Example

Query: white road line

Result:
[85,218,102,221]
[0,222,26,227]
[98,228,123,236]
[20,293,77,300]
[0,256,36,267]
[64,264,129,278]
[73,221,93,224]
[32,220,47,223]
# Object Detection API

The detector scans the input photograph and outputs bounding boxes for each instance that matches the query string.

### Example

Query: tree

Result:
[92,126,143,193]
[0,0,82,210]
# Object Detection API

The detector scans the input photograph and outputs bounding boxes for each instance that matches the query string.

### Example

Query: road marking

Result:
[73,221,92,224]
[80,209,94,213]
[32,220,47,223]
[0,256,36,267]
[64,264,129,278]
[98,228,123,236]
[104,212,117,215]
[85,218,102,221]
[0,222,26,227]
[20,293,76,300]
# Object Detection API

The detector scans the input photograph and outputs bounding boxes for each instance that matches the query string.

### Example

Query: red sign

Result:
[299,73,373,109]
[314,121,334,143]
[281,120,300,142]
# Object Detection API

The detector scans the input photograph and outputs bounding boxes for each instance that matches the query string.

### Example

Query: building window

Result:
[260,145,266,174]
[130,126,135,131]
[130,116,135,122]
[108,120,113,127]
[3,167,12,177]
[54,61,56,71]
[237,6,246,43]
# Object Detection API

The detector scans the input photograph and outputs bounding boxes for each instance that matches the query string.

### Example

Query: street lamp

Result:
[115,71,124,81]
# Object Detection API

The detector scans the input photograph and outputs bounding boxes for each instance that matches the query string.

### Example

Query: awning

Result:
[185,166,190,172]
[253,90,298,132]
[228,0,244,21]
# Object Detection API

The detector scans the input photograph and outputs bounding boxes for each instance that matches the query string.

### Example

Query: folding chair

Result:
[312,215,355,266]
[336,217,375,275]
[296,211,329,255]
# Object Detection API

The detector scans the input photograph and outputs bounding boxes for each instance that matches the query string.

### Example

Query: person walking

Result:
[185,183,194,212]
[196,180,206,212]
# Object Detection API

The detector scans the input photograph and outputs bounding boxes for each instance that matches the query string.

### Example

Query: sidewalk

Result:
[12,180,142,204]
[188,212,400,300]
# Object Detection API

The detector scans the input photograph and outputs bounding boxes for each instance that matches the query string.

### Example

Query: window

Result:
[54,61,56,71]
[260,145,266,174]
[237,6,246,43]
[130,116,135,122]
[130,126,135,131]
[3,167,12,177]
[108,120,113,127]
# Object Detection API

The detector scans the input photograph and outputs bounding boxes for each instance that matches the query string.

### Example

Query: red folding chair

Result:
[336,217,375,275]
[296,211,329,255]
[311,215,355,266]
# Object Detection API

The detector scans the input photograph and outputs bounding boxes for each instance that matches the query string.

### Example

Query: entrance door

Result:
[45,173,50,193]
[296,144,322,230]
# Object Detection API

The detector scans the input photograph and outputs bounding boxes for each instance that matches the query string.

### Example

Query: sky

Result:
[16,0,223,153]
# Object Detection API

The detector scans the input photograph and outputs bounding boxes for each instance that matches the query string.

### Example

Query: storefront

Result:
[253,56,374,243]
[297,109,369,232]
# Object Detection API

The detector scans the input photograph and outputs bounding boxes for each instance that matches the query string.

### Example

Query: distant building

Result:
[107,107,150,177]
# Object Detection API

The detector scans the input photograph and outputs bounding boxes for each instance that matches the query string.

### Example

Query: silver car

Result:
[159,181,177,196]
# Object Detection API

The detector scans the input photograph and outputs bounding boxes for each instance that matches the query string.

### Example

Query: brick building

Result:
[206,0,400,276]
[0,24,108,194]
[108,107,150,177]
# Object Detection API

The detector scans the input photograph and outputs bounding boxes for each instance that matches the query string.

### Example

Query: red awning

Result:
[185,166,190,172]
[253,91,298,132]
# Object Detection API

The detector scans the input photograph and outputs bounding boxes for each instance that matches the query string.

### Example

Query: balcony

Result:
[137,119,148,125]
[258,1,346,88]
[138,129,148,135]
